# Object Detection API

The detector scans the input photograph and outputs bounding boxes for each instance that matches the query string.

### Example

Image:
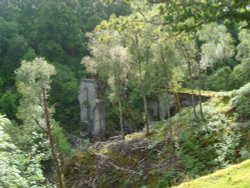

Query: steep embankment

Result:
[64,83,250,188]
[174,159,250,188]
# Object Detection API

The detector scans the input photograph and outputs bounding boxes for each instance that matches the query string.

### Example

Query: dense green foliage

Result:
[63,83,250,187]
[0,0,131,129]
[66,1,250,186]
[0,115,51,188]
[82,0,250,133]
[1,0,250,187]
[3,58,71,186]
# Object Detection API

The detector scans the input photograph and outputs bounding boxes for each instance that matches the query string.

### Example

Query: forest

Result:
[0,0,250,188]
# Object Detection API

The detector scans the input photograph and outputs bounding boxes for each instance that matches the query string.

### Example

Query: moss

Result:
[178,88,218,97]
[63,150,96,177]
[174,159,250,188]
[125,132,145,140]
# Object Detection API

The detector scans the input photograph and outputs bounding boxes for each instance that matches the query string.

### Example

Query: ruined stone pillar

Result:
[78,79,105,141]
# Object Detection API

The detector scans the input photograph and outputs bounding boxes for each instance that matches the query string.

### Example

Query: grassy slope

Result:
[174,159,250,188]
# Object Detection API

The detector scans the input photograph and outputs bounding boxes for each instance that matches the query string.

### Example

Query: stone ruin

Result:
[78,79,105,141]
[148,92,209,121]
[78,79,210,141]
[147,93,175,121]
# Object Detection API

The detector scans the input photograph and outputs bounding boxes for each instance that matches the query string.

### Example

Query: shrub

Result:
[235,96,250,119]
[230,62,250,89]
[0,114,53,187]
[236,82,250,96]
[203,66,232,91]
[53,122,72,156]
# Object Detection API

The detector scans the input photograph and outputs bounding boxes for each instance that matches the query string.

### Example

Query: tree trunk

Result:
[195,36,205,120]
[188,62,199,120]
[167,97,172,139]
[142,94,150,135]
[118,100,125,140]
[197,60,205,119]
[157,94,161,121]
[174,92,181,112]
[175,41,198,120]
[143,47,150,135]
[42,88,64,188]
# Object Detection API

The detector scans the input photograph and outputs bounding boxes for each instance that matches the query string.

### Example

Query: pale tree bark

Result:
[132,36,150,135]
[187,61,199,120]
[197,59,205,119]
[142,93,150,135]
[194,36,205,120]
[144,47,151,135]
[118,100,125,140]
[166,95,172,139]
[176,42,198,120]
[174,92,181,112]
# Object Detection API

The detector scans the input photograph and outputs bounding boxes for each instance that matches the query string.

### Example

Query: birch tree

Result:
[198,23,235,71]
[15,57,65,188]
[82,32,130,140]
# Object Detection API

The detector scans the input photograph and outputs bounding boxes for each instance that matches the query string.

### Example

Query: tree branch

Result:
[32,116,48,133]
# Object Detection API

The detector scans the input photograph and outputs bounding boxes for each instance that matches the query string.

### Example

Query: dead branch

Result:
[32,116,48,133]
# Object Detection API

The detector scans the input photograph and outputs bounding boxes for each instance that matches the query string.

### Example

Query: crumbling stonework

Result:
[78,79,105,141]
[148,93,175,121]
[148,92,209,121]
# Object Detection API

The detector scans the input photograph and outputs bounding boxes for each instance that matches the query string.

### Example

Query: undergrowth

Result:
[64,83,250,188]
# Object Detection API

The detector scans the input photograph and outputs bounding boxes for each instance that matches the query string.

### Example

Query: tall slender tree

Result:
[15,57,65,187]
[82,32,130,140]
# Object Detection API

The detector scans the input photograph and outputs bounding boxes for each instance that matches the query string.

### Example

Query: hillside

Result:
[174,159,250,188]
[0,1,250,187]
[63,83,250,188]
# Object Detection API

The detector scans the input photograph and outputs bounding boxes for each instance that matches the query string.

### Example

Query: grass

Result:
[178,88,218,97]
[125,131,145,140]
[173,159,250,188]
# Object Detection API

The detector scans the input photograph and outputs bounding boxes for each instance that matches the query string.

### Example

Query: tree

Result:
[0,90,19,120]
[15,57,56,131]
[108,46,130,140]
[230,27,250,88]
[197,23,235,92]
[129,33,153,135]
[198,23,235,71]
[156,0,250,32]
[89,1,181,134]
[236,27,250,64]
[0,0,132,129]
[151,40,183,112]
[15,57,67,187]
[39,87,64,188]
[117,5,160,135]
[49,64,79,130]
[83,31,130,140]
[0,17,27,83]
[175,36,200,119]
[34,0,85,63]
